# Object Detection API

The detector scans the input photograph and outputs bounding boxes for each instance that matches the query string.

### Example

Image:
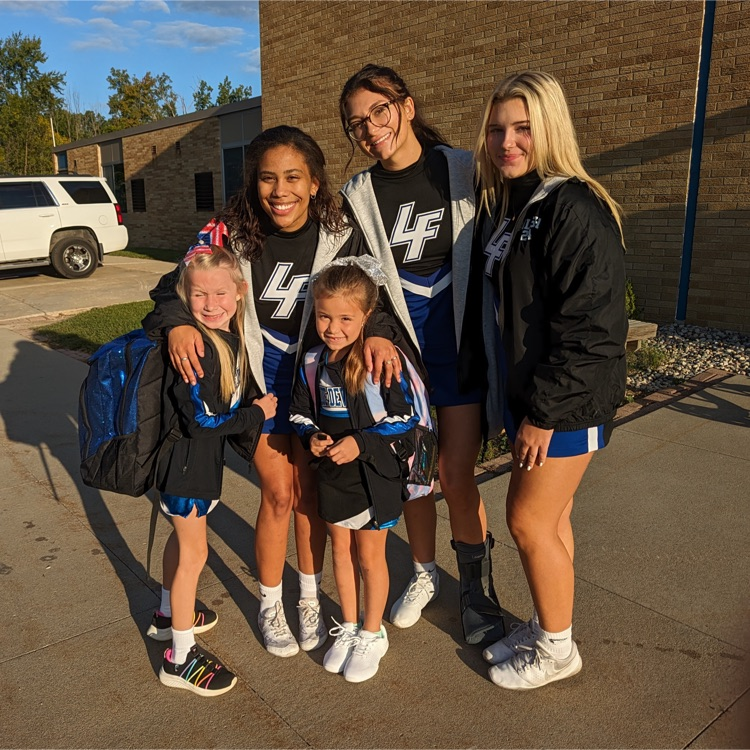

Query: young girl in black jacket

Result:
[473,71,627,689]
[290,257,419,683]
[153,245,276,696]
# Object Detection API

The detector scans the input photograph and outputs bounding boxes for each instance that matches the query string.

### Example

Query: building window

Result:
[220,106,261,204]
[195,172,214,212]
[56,151,68,173]
[222,146,247,203]
[131,179,146,212]
[100,139,127,212]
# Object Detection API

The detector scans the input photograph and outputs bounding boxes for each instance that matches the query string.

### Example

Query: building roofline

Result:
[52,96,262,153]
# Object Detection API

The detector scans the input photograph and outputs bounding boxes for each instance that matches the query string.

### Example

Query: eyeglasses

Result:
[345,99,401,141]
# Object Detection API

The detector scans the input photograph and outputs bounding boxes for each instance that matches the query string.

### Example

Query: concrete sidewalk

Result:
[1,306,748,747]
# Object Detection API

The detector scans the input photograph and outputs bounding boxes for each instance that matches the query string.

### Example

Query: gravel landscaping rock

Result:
[627,323,750,395]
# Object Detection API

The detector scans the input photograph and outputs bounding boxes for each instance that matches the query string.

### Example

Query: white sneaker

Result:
[390,571,439,628]
[323,620,359,674]
[488,641,582,690]
[343,626,389,683]
[297,599,328,652]
[258,601,299,658]
[482,620,536,664]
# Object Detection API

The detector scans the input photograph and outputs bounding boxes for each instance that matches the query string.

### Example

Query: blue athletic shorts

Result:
[261,337,295,435]
[401,264,481,407]
[504,412,614,458]
[159,494,219,518]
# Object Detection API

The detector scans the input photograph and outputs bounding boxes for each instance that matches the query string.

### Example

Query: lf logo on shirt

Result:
[389,202,444,262]
[484,218,512,277]
[259,262,309,319]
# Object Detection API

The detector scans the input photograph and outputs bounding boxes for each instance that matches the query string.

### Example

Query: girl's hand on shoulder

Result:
[168,325,204,385]
[253,393,278,420]
[364,336,401,387]
[514,418,553,471]
[325,435,360,464]
[310,432,334,457]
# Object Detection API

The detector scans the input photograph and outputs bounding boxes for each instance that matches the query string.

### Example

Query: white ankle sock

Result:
[359,626,384,639]
[160,587,171,617]
[299,571,322,602]
[538,625,573,658]
[259,581,283,612]
[414,560,437,576]
[171,627,195,664]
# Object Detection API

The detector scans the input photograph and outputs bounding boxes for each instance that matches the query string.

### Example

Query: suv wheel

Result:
[50,236,97,278]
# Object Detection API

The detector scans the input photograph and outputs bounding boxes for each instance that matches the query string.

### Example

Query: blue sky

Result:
[1,0,261,115]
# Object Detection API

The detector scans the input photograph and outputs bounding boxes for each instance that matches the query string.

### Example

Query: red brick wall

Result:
[259,0,749,332]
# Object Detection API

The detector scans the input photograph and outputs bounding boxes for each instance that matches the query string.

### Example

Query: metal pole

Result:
[675,0,716,323]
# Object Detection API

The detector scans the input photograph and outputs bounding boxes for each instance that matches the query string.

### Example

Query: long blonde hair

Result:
[313,263,378,394]
[176,245,249,404]
[474,70,623,238]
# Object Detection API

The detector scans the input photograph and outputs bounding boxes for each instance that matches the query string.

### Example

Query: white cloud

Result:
[238,46,260,74]
[172,0,258,20]
[91,0,134,13]
[152,20,244,50]
[70,17,140,52]
[139,0,169,12]
[0,0,68,15]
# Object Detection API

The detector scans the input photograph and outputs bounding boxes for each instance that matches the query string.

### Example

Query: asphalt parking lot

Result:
[0,254,174,325]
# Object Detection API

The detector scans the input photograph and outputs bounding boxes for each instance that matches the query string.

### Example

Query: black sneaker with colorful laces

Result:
[159,644,237,696]
[146,609,218,641]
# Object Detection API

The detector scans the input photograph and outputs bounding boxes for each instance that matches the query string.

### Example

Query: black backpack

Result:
[79,329,179,497]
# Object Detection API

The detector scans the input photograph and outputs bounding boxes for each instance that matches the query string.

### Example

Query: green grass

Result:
[34,300,154,355]
[112,246,182,263]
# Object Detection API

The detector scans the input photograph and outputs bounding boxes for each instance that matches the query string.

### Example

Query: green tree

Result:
[193,76,252,110]
[0,32,65,174]
[105,68,178,130]
[215,75,252,105]
[192,79,214,110]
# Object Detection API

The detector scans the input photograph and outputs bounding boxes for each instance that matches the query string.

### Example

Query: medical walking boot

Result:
[452,532,505,645]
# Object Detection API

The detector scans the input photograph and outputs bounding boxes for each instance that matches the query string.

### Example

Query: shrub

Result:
[625,278,637,318]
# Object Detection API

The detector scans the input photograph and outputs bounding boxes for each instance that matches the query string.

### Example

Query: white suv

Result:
[0,175,129,278]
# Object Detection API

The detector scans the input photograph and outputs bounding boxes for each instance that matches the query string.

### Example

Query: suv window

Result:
[59,180,112,205]
[0,182,57,209]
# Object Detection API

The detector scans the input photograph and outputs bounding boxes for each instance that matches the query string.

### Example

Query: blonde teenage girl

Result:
[473,71,627,689]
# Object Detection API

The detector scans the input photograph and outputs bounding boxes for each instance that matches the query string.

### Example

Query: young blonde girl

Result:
[149,245,277,696]
[289,257,419,683]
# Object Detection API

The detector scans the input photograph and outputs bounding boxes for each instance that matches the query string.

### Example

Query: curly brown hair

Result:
[219,126,345,262]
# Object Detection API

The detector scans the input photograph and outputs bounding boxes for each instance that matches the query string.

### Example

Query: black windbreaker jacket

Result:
[156,332,265,500]
[474,177,628,432]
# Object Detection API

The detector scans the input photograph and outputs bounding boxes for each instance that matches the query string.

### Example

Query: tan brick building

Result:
[259,0,749,332]
[52,99,262,252]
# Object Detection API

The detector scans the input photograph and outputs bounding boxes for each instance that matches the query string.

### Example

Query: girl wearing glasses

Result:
[339,64,505,646]
[143,126,400,661]
[474,71,626,688]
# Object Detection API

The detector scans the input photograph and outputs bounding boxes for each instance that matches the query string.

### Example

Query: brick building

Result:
[259,0,749,332]
[52,98,262,252]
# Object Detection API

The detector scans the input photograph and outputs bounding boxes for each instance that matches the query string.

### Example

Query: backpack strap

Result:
[303,344,326,414]
[396,346,433,430]
[145,426,181,580]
